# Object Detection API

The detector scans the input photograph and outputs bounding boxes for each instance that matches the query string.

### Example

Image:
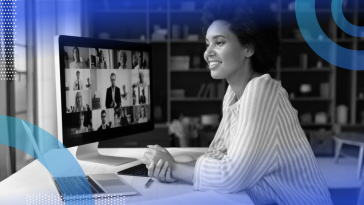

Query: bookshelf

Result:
[83,0,364,141]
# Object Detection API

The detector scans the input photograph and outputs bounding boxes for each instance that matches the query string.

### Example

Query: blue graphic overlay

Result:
[296,0,364,70]
[331,0,364,37]
[0,115,95,205]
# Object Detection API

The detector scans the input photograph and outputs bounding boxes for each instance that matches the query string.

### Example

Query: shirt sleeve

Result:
[193,77,279,193]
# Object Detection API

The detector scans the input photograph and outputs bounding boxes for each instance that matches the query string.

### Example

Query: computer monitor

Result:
[54,35,154,166]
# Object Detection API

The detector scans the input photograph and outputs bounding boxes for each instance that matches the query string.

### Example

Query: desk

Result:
[0,147,253,204]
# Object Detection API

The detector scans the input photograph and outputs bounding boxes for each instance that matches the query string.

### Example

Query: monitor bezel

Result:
[55,35,154,148]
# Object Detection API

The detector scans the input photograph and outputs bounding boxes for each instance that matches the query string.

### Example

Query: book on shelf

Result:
[197,83,206,98]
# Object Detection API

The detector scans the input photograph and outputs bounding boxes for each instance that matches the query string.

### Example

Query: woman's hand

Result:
[148,159,178,183]
[144,145,176,168]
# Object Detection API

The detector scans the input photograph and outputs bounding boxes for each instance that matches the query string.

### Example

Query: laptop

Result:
[21,120,138,201]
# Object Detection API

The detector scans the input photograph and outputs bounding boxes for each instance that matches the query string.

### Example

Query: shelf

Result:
[290,97,332,101]
[335,124,364,127]
[95,9,148,13]
[280,67,332,72]
[281,39,332,43]
[170,39,205,43]
[171,97,223,102]
[169,9,203,13]
[280,9,332,13]
[171,69,209,73]
[155,123,168,128]
[301,123,332,127]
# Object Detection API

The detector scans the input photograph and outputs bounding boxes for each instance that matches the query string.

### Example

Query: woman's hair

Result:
[73,47,80,62]
[202,0,281,73]
[140,106,146,118]
[75,92,83,111]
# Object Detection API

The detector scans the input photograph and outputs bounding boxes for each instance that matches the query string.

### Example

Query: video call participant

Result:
[139,87,146,104]
[138,105,147,123]
[73,92,87,112]
[105,73,121,108]
[138,72,147,87]
[70,47,84,69]
[97,110,110,131]
[86,78,91,89]
[98,50,107,69]
[73,71,83,90]
[118,51,128,69]
[133,51,144,69]
[75,112,88,134]
[120,108,129,126]
[120,84,129,107]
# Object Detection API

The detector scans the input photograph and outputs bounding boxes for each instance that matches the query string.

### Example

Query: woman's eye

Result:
[205,43,209,48]
[216,41,224,46]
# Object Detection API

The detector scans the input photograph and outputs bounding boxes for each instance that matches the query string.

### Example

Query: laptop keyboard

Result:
[117,164,149,177]
[53,176,105,198]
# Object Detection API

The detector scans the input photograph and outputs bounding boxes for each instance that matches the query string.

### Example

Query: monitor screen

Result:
[55,36,154,148]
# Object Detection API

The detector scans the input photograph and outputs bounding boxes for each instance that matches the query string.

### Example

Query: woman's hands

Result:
[144,145,176,167]
[147,159,178,183]
[139,145,178,183]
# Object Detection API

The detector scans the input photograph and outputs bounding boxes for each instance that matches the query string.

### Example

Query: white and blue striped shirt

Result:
[193,74,333,205]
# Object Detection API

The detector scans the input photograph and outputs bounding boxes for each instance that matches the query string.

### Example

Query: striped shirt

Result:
[193,74,333,205]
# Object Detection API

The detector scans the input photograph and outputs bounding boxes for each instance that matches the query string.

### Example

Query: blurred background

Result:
[2,0,364,203]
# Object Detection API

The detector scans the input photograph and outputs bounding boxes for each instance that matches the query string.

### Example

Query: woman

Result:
[73,92,87,112]
[140,1,333,205]
[69,47,83,69]
[138,106,147,123]
[75,112,88,134]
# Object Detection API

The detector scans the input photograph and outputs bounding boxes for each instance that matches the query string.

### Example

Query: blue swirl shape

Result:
[332,0,364,37]
[296,0,364,70]
[0,115,95,205]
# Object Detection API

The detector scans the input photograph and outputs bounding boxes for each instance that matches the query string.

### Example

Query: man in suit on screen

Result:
[105,73,121,108]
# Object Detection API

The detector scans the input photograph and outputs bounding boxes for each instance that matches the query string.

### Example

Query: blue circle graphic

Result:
[296,0,364,70]
[332,0,364,37]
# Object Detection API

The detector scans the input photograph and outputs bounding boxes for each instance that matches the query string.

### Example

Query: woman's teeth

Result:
[209,61,220,68]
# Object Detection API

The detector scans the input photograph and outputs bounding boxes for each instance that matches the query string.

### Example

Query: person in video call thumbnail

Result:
[97,110,110,131]
[120,108,129,126]
[105,73,121,108]
[70,47,84,69]
[73,70,83,90]
[138,105,147,123]
[97,50,107,69]
[139,1,333,205]
[118,51,128,69]
[75,112,88,134]
[133,51,145,69]
[139,87,146,104]
[73,92,87,112]
[86,78,91,89]
[138,72,147,87]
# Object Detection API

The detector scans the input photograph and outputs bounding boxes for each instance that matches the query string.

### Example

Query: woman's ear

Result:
[245,44,255,58]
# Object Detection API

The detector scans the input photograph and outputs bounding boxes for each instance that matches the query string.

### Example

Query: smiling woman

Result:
[139,1,333,205]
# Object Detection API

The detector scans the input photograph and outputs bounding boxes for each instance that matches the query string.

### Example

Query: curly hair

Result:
[202,0,281,73]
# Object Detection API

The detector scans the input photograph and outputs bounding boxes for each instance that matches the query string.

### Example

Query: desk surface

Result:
[0,147,253,204]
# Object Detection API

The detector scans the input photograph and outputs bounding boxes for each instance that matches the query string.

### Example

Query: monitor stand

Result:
[75,142,136,166]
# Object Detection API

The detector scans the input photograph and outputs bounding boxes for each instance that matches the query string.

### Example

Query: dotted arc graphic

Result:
[295,0,364,70]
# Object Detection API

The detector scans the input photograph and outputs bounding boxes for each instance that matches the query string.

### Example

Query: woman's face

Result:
[76,92,82,105]
[73,48,79,61]
[204,20,252,80]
